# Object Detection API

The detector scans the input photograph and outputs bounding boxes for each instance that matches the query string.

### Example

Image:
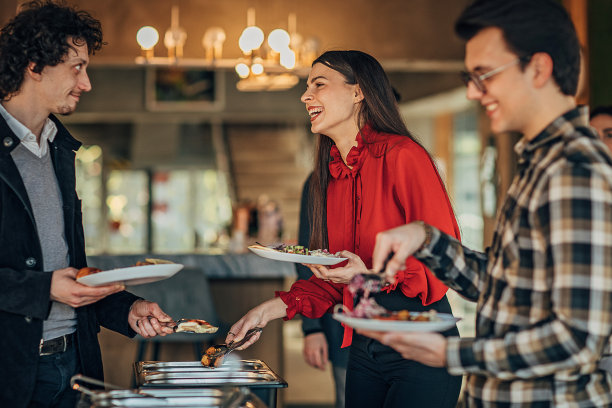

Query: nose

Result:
[301,88,312,103]
[79,70,92,92]
[465,81,483,101]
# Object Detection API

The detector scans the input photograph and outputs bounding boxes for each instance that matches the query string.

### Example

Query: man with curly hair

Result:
[0,2,175,407]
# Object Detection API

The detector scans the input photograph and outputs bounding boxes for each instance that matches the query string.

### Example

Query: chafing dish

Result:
[73,375,267,408]
[134,359,287,408]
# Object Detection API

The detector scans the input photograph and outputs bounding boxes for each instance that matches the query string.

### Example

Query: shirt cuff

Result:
[415,224,441,258]
[446,336,474,376]
[275,291,299,321]
[303,328,324,337]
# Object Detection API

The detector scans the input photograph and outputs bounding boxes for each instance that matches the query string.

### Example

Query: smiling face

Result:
[300,63,363,141]
[464,27,535,135]
[36,40,92,116]
[590,114,612,152]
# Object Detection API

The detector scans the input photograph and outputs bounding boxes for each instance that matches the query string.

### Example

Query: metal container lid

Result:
[134,359,288,390]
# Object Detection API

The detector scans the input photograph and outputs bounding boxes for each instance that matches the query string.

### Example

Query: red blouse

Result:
[277,125,460,347]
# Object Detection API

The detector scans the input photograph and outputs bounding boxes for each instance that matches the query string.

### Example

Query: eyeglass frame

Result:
[460,55,532,94]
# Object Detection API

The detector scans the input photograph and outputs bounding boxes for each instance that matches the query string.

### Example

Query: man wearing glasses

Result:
[360,0,612,406]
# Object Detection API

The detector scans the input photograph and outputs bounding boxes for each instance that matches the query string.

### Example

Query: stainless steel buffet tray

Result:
[74,376,268,408]
[134,360,287,389]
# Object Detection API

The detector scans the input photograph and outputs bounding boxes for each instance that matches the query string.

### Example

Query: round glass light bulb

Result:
[238,26,264,53]
[202,27,226,47]
[267,29,290,52]
[251,63,264,75]
[235,63,250,78]
[280,48,296,69]
[136,26,159,50]
[164,26,186,48]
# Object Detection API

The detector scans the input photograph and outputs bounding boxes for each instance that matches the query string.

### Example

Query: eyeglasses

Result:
[460,56,530,94]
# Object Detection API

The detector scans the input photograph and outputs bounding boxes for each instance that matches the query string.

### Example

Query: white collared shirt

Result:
[0,103,57,158]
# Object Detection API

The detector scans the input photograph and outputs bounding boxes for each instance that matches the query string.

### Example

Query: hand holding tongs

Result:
[201,327,263,367]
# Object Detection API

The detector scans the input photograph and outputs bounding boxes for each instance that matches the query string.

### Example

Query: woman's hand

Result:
[225,297,288,349]
[303,332,329,370]
[356,329,448,367]
[304,251,369,284]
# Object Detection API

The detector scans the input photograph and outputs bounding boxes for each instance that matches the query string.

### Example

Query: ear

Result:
[530,52,554,89]
[26,62,42,81]
[353,85,364,103]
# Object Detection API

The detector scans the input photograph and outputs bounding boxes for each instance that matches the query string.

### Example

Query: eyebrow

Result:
[469,65,492,73]
[308,75,327,83]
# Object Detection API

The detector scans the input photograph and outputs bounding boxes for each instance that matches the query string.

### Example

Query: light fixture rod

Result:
[247,7,256,26]
[171,5,179,29]
[288,13,296,35]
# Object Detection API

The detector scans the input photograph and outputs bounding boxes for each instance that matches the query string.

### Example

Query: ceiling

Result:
[0,0,472,66]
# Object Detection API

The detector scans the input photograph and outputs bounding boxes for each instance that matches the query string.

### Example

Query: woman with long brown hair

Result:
[227,50,462,407]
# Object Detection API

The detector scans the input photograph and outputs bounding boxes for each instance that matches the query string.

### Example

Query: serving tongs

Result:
[202,327,263,368]
[70,374,163,401]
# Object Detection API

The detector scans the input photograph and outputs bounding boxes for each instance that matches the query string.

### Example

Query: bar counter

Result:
[87,253,296,391]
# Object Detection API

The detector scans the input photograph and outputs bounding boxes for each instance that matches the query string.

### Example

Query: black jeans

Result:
[345,293,462,408]
[29,339,80,408]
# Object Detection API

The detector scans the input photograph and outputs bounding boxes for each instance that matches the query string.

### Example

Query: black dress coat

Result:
[0,114,139,407]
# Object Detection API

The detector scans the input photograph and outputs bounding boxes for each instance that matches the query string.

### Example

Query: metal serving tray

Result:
[76,384,268,407]
[134,360,287,390]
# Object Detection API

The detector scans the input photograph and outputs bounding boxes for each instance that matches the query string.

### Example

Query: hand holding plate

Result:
[356,330,447,367]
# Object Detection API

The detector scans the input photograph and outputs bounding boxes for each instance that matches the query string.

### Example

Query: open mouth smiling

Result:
[308,107,323,121]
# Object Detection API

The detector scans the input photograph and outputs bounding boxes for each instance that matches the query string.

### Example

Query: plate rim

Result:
[248,246,347,265]
[332,312,460,332]
[77,263,184,287]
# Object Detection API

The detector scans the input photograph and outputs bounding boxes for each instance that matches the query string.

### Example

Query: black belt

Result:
[39,333,74,356]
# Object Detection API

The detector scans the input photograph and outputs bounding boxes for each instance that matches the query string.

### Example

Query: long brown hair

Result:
[308,50,431,249]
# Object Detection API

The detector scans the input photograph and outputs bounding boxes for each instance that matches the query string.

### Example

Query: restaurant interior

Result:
[1,0,611,407]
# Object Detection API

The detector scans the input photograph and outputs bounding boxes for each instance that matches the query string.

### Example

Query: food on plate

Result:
[374,309,441,322]
[76,267,102,279]
[340,298,442,322]
[175,319,218,334]
[250,243,340,258]
[134,258,174,266]
[347,297,388,318]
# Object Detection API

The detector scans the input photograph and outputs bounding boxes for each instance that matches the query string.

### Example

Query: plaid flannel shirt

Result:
[416,107,612,407]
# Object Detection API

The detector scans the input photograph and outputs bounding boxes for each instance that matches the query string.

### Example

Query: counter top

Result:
[87,253,296,279]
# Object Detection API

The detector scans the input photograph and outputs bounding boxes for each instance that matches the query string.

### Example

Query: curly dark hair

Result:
[0,0,104,100]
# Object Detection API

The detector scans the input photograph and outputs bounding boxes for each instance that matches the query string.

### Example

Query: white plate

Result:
[248,247,347,266]
[77,264,184,287]
[333,312,460,332]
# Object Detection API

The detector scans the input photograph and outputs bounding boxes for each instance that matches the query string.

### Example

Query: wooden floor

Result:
[282,319,336,407]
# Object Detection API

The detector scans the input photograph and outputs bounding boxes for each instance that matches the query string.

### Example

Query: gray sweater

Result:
[11,143,76,340]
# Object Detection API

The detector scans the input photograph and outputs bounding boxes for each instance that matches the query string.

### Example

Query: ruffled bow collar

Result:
[329,125,383,179]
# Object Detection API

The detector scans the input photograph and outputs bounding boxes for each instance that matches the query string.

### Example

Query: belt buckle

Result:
[61,334,68,353]
[39,334,69,356]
